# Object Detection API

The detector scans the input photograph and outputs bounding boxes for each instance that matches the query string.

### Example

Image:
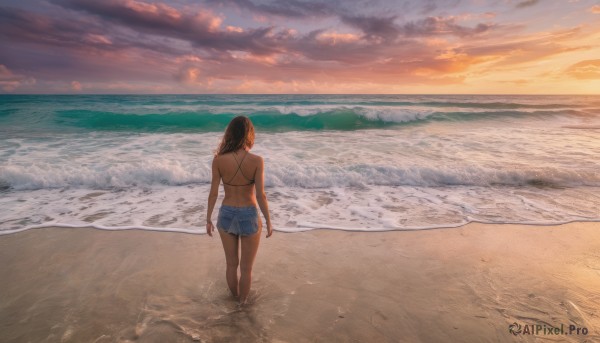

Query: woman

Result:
[206,115,273,306]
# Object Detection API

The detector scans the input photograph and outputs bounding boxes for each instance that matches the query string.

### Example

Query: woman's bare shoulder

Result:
[248,152,263,163]
[213,153,230,167]
[248,151,262,158]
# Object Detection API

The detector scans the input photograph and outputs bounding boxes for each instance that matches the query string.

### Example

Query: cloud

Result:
[0,0,596,93]
[0,2,495,69]
[71,80,82,91]
[399,16,492,37]
[174,66,202,84]
[208,0,465,20]
[0,64,35,92]
[0,6,107,49]
[207,0,340,19]
[567,60,600,79]
[340,14,493,41]
[498,79,530,85]
[69,81,172,93]
[340,15,400,41]
[589,5,600,14]
[53,0,283,55]
[0,5,177,55]
[54,0,220,33]
[315,31,360,44]
[459,25,590,71]
[515,0,539,8]
[417,0,463,14]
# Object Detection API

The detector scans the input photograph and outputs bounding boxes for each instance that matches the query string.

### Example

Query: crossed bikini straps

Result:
[221,151,256,186]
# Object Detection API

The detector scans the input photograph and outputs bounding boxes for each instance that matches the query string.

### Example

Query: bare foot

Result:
[237,298,249,307]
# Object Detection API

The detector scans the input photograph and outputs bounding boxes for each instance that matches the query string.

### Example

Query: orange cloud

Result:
[589,5,600,14]
[122,0,182,21]
[226,25,244,33]
[567,60,600,79]
[175,67,202,84]
[316,31,360,45]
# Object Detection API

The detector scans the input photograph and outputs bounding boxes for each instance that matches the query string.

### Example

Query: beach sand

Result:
[1,222,599,342]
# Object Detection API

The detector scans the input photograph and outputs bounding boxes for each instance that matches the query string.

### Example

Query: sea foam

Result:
[1,94,599,234]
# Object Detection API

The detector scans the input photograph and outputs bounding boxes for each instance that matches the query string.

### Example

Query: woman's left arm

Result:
[206,156,221,237]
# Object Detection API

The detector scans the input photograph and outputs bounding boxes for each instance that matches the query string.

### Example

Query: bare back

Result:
[216,150,261,207]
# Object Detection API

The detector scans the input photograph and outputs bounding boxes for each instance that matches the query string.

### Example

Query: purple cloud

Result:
[207,0,341,18]
[400,16,492,37]
[340,15,400,41]
[53,0,283,55]
[0,64,35,91]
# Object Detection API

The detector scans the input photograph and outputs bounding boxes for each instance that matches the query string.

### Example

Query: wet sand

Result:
[0,222,599,342]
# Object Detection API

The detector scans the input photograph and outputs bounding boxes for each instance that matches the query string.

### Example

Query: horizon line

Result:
[2,93,600,96]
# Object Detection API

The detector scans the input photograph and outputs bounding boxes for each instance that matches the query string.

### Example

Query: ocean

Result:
[1,94,599,235]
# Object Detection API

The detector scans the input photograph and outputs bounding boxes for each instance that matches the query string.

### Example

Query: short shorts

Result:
[217,205,260,236]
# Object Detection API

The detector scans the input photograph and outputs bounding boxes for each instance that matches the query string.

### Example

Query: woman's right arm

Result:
[206,156,220,237]
[255,156,273,237]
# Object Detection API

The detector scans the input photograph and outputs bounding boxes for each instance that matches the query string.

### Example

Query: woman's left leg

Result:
[218,229,240,298]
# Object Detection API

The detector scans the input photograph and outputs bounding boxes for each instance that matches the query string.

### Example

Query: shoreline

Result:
[3,217,600,236]
[1,222,599,342]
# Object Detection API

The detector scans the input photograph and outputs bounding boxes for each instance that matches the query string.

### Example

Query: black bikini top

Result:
[220,151,256,186]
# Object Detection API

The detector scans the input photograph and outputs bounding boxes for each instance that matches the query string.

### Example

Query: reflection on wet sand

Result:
[1,223,599,342]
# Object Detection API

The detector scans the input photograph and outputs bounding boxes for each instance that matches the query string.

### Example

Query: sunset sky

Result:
[1,0,599,94]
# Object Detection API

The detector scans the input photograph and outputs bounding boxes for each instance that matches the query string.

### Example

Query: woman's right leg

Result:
[239,224,262,304]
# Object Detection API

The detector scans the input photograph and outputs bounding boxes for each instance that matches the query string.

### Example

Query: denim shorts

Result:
[217,205,260,236]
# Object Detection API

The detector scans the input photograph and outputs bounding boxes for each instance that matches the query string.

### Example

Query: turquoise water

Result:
[2,94,599,134]
[0,94,599,233]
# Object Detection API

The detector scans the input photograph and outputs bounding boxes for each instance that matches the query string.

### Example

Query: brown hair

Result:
[215,116,255,156]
